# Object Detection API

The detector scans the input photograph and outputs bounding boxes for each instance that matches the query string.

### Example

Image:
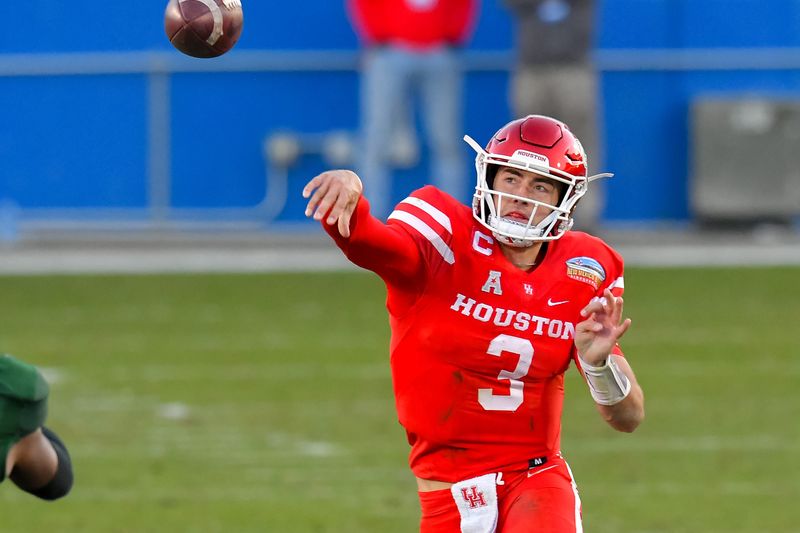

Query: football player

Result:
[303,115,644,532]
[1,354,73,500]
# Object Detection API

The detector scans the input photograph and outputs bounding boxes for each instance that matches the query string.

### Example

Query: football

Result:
[164,0,244,58]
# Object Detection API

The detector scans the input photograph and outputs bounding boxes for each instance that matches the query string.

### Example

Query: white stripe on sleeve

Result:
[609,276,625,290]
[397,197,453,234]
[388,210,455,265]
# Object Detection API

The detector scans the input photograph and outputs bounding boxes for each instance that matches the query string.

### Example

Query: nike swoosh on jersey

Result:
[527,464,559,478]
[547,298,570,306]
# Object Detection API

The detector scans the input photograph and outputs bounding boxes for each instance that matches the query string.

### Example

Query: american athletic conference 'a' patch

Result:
[565,256,606,289]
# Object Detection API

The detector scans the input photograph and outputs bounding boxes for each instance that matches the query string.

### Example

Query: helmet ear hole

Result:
[486,164,499,189]
[556,181,568,204]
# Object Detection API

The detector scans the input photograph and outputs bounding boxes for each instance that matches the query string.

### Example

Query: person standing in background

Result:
[347,0,479,219]
[503,0,603,231]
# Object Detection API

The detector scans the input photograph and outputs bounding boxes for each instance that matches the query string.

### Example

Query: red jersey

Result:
[324,186,625,482]
[347,0,478,50]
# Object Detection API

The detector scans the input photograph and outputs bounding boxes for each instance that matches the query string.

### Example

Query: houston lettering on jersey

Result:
[321,186,629,483]
[450,293,576,340]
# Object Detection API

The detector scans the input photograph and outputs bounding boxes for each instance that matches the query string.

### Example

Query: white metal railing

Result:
[0,49,514,238]
[0,49,515,76]
[2,47,800,238]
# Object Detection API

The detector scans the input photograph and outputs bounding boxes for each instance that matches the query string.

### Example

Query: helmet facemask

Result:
[466,134,595,247]
[464,114,614,247]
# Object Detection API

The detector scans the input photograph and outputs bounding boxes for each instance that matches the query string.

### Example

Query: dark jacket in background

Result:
[503,0,595,65]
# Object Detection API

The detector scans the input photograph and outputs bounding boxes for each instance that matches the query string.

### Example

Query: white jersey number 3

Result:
[478,334,533,411]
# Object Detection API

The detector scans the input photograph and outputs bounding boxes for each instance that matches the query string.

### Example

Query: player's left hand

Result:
[575,288,632,366]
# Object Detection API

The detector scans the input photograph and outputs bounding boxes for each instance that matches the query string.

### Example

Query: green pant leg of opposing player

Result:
[0,354,49,483]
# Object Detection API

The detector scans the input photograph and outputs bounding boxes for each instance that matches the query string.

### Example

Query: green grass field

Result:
[0,267,798,532]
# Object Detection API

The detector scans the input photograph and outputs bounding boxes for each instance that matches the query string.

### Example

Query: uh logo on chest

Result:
[447,230,576,342]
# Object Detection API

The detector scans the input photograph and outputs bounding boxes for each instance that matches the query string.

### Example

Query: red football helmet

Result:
[464,115,612,246]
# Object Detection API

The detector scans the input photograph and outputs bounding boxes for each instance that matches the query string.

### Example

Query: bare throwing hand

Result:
[575,288,632,366]
[303,170,363,238]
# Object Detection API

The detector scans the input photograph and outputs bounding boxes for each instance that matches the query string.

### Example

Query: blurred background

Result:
[0,1,799,532]
[0,0,798,245]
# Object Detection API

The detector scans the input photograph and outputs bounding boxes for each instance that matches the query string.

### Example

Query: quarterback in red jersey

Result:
[303,115,645,532]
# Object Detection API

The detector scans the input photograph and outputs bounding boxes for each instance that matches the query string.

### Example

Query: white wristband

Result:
[578,354,632,406]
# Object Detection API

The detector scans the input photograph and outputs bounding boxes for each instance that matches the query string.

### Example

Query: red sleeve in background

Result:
[346,0,384,44]
[347,0,479,47]
[448,0,480,44]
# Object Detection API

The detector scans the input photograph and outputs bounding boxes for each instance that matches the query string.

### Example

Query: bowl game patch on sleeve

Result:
[565,256,606,289]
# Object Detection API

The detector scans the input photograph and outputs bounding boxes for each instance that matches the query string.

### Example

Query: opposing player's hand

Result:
[302,170,363,238]
[575,288,632,366]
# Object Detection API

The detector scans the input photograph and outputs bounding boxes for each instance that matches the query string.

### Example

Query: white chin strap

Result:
[488,210,563,248]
